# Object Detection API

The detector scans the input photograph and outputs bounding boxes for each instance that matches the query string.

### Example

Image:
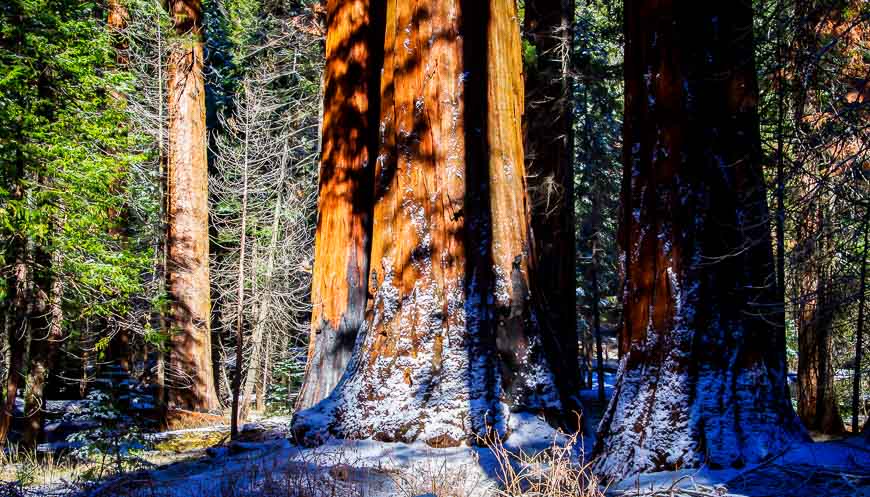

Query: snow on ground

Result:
[68,408,869,497]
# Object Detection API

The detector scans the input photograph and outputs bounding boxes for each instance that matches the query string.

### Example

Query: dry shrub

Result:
[162,409,227,431]
[481,429,606,497]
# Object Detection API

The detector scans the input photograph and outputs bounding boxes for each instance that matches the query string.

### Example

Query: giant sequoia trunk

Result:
[165,0,217,411]
[523,0,578,387]
[594,1,804,477]
[295,0,383,410]
[293,0,574,447]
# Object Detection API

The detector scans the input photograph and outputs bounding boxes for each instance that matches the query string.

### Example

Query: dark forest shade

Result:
[295,0,382,410]
[523,0,579,393]
[292,0,576,447]
[594,0,805,477]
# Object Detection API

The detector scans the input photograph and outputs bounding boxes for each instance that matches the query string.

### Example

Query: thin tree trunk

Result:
[22,250,64,448]
[523,0,578,392]
[591,189,605,403]
[107,0,132,374]
[852,206,868,433]
[295,0,383,410]
[165,0,217,411]
[0,204,28,445]
[594,1,805,477]
[240,145,288,418]
[293,0,574,447]
[230,82,252,439]
[0,8,30,446]
[795,188,845,434]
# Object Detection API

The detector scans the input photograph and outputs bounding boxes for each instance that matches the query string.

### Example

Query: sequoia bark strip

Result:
[523,0,578,389]
[293,0,570,447]
[295,0,383,410]
[594,0,805,477]
[165,0,217,411]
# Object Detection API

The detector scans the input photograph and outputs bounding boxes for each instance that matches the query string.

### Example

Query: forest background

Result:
[0,0,867,454]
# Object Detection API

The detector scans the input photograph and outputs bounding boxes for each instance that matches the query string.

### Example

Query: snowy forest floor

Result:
[2,411,868,497]
[1,374,868,496]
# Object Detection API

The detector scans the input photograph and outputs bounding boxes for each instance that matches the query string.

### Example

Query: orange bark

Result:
[296,0,382,410]
[165,0,217,411]
[293,0,571,447]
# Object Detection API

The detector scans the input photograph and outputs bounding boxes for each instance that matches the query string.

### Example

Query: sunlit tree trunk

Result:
[523,0,578,390]
[594,0,805,477]
[165,0,217,411]
[295,0,383,410]
[293,0,574,447]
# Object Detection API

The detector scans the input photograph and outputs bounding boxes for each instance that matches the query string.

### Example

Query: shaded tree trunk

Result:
[794,203,845,434]
[165,0,217,411]
[22,250,64,448]
[293,0,574,447]
[594,0,805,478]
[523,0,578,391]
[853,206,868,433]
[0,171,28,445]
[295,0,383,410]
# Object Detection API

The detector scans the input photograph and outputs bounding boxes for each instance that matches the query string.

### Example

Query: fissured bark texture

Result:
[292,0,574,447]
[166,0,217,412]
[594,0,805,478]
[296,0,383,410]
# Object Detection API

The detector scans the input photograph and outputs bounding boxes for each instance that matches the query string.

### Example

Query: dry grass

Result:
[389,451,491,497]
[481,428,606,497]
[0,444,89,489]
[162,409,227,431]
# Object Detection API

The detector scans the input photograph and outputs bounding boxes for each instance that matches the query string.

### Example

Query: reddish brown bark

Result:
[523,0,578,390]
[293,0,573,447]
[594,1,804,477]
[295,0,382,410]
[165,0,217,411]
[794,199,845,434]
